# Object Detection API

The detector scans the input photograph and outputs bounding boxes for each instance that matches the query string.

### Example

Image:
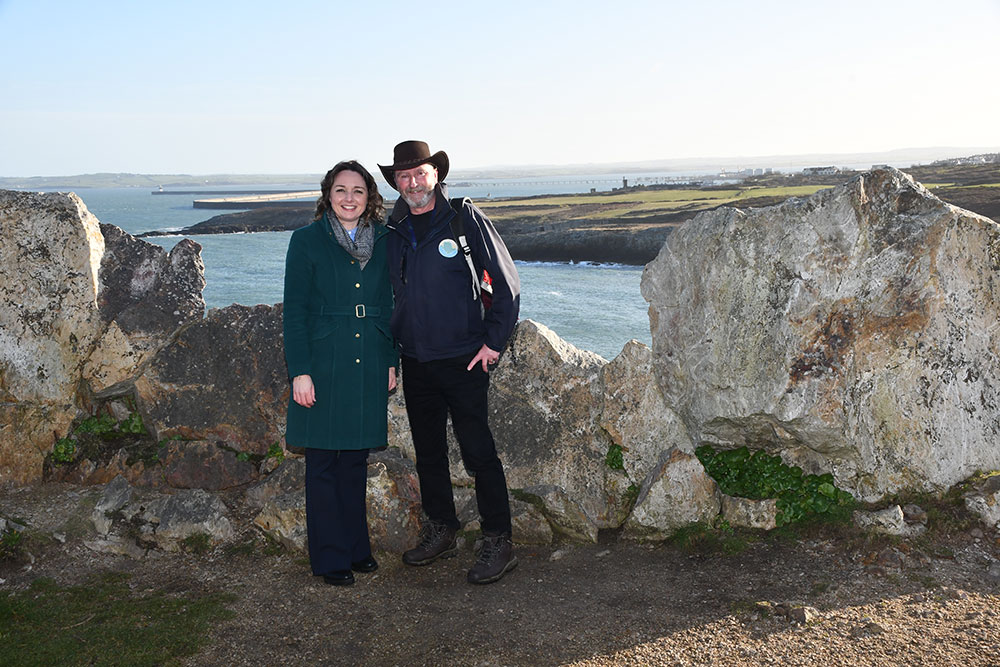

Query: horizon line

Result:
[2,145,999,180]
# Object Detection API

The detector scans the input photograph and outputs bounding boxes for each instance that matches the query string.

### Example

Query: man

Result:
[380,140,520,585]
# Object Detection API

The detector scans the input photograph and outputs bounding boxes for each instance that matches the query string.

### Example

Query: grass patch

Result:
[181,532,212,556]
[261,533,285,556]
[668,521,754,556]
[223,541,257,558]
[478,185,835,223]
[809,580,832,597]
[0,572,234,666]
[0,530,25,561]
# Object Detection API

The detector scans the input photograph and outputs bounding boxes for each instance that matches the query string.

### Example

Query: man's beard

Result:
[402,187,434,211]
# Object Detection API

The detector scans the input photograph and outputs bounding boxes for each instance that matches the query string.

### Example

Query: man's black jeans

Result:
[401,353,512,535]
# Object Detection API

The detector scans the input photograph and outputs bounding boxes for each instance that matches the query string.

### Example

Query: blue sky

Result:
[1,0,999,176]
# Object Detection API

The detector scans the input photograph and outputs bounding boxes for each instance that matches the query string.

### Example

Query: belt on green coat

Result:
[309,305,384,318]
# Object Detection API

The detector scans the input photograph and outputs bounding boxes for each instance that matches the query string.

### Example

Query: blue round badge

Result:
[438,238,459,258]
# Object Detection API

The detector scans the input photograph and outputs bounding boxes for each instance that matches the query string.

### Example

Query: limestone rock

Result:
[776,603,820,625]
[642,168,1000,501]
[0,190,104,402]
[96,223,204,337]
[454,487,480,532]
[365,450,422,553]
[854,505,926,536]
[161,440,257,490]
[84,535,149,559]
[902,503,928,524]
[964,476,1000,528]
[720,494,778,530]
[490,320,630,528]
[510,498,554,546]
[92,475,134,535]
[251,451,424,554]
[599,339,695,482]
[392,320,632,529]
[0,191,208,484]
[253,491,307,551]
[135,304,286,454]
[0,403,75,485]
[625,448,721,540]
[50,447,152,488]
[246,458,305,507]
[139,488,235,550]
[0,516,26,536]
[0,191,105,483]
[84,224,205,395]
[386,388,413,454]
[964,492,1000,529]
[521,484,598,543]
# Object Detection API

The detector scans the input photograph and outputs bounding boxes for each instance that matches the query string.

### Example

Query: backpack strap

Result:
[449,197,482,302]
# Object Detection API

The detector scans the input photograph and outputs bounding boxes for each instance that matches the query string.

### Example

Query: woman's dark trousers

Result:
[305,448,372,576]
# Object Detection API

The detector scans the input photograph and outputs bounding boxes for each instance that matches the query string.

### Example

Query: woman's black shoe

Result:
[351,556,379,573]
[323,570,355,586]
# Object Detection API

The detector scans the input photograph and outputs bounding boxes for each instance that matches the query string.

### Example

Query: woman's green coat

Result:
[283,216,397,450]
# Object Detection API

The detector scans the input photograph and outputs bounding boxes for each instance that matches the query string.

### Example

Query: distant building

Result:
[803,166,839,176]
[931,153,1000,166]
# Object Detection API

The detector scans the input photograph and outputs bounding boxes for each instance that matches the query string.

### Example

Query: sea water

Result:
[66,184,653,361]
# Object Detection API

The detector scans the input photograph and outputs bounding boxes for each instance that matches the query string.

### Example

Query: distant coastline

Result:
[136,157,1000,265]
[9,153,998,266]
[4,146,999,190]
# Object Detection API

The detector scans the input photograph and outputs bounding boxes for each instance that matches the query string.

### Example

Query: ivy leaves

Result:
[695,445,855,527]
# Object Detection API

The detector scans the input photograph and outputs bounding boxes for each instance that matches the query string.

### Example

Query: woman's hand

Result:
[292,374,316,407]
[388,367,397,392]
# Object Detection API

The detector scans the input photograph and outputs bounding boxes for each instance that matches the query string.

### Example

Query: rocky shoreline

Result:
[132,161,1000,267]
[136,205,676,265]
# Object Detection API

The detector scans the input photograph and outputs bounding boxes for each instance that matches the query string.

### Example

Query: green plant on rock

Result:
[695,444,856,527]
[605,444,625,471]
[50,438,76,464]
[266,441,285,464]
[119,411,146,435]
[623,483,640,506]
[74,413,117,436]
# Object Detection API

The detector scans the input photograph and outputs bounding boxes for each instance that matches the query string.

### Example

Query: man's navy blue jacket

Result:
[385,184,520,362]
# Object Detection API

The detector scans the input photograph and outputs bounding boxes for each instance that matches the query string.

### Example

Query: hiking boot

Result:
[467,533,517,584]
[402,520,458,566]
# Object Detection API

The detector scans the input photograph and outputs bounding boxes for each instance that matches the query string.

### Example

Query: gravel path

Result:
[3,483,1000,666]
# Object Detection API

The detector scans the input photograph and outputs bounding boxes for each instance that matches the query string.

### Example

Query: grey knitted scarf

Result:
[328,213,374,269]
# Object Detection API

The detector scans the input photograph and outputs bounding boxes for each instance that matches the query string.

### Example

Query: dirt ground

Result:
[3,482,1000,666]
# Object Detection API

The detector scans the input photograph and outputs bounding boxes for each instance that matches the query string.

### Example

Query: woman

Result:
[283,160,397,586]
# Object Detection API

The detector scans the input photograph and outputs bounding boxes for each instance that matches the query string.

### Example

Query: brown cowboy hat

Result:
[379,140,449,190]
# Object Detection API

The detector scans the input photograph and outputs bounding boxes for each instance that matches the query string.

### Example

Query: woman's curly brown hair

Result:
[313,160,386,223]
